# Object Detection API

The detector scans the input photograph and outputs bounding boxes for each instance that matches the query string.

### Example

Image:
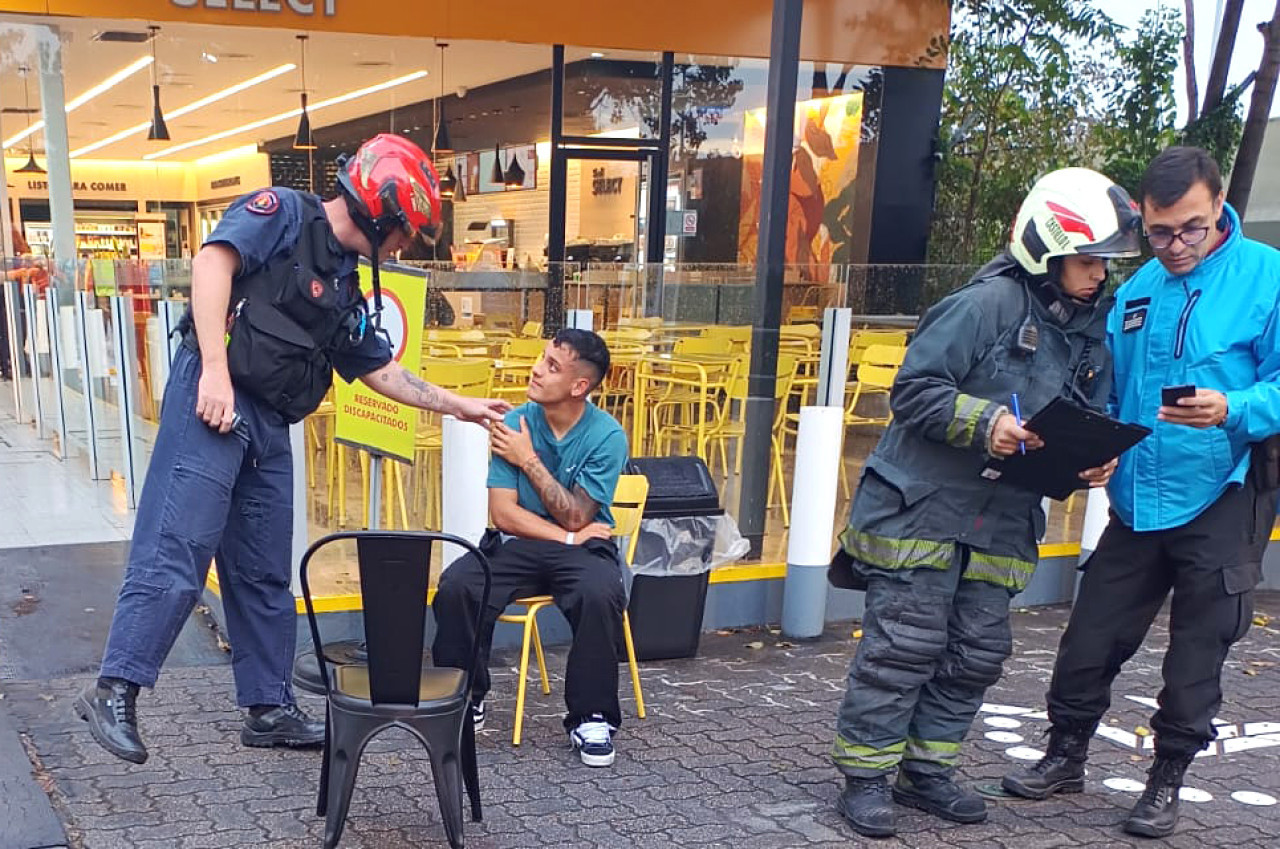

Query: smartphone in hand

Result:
[1161,384,1195,406]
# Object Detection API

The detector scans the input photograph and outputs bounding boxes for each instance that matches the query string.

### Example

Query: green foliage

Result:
[1095,6,1182,197]
[928,0,1118,266]
[928,1,1237,267]
[1180,88,1246,175]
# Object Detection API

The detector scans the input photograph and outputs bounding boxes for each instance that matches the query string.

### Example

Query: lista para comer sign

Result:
[171,0,337,14]
[26,180,127,192]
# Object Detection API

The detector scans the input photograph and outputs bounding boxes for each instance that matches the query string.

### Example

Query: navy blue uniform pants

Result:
[100,345,297,707]
[432,534,626,731]
[1047,479,1277,758]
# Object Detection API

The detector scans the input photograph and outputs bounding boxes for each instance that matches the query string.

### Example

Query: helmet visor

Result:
[1077,185,1142,258]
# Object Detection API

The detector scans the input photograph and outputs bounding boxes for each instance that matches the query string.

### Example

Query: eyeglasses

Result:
[1144,226,1210,251]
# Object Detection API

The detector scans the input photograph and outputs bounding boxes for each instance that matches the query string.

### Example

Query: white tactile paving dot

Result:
[985,731,1024,744]
[1231,791,1277,807]
[1005,746,1045,761]
[1104,778,1147,793]
[1178,787,1212,803]
[984,717,1023,729]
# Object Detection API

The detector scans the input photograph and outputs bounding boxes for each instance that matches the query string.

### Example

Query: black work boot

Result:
[240,703,326,749]
[75,678,148,764]
[893,769,988,824]
[836,776,896,838]
[1002,726,1090,800]
[1123,755,1193,838]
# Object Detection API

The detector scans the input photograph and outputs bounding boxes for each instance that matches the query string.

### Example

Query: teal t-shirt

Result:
[487,401,629,525]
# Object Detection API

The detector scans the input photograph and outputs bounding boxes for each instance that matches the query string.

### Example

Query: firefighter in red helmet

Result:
[77,135,509,765]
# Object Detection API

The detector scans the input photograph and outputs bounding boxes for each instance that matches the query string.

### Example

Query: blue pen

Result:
[1010,393,1026,455]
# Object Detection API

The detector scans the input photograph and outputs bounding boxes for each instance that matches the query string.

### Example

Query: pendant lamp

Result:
[293,35,317,150]
[147,27,171,141]
[14,67,46,174]
[504,150,526,188]
[452,162,467,203]
[439,164,457,199]
[433,43,453,155]
[489,145,506,187]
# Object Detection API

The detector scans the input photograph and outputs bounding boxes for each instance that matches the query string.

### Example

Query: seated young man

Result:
[431,328,629,766]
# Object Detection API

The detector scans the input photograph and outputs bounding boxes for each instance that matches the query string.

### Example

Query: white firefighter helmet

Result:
[1009,167,1142,276]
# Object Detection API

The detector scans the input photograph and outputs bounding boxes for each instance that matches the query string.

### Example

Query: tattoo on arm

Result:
[520,455,597,529]
[397,367,443,411]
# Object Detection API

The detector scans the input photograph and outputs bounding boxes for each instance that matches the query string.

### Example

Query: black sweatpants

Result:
[1047,479,1277,758]
[431,533,626,730]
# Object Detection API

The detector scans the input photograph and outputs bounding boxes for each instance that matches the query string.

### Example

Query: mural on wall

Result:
[737,93,864,282]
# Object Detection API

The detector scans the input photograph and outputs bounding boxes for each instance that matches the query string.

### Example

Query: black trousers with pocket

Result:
[1046,479,1277,759]
[431,532,626,731]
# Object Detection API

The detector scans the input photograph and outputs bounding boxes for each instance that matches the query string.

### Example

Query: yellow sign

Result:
[333,263,426,463]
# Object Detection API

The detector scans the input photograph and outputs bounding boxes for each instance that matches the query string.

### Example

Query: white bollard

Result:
[441,415,492,569]
[782,405,845,639]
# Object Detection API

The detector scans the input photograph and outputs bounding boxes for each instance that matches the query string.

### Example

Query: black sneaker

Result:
[471,699,486,732]
[74,679,148,764]
[569,714,615,767]
[240,703,325,749]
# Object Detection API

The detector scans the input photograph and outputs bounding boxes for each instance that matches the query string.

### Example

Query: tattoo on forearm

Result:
[520,456,597,528]
[398,368,442,411]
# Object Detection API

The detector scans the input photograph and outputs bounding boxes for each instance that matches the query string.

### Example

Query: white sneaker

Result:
[569,714,615,767]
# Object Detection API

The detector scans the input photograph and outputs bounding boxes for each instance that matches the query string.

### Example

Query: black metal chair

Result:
[298,531,492,849]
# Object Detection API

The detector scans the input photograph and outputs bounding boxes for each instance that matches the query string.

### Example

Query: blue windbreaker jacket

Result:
[1107,203,1280,531]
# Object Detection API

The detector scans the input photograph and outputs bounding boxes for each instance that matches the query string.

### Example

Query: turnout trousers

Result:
[1047,479,1277,758]
[432,534,626,730]
[100,345,297,707]
[833,547,1014,778]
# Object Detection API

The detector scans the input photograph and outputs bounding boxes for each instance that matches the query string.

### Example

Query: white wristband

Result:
[565,531,575,545]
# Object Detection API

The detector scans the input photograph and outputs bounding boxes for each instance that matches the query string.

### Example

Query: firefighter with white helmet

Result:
[830,167,1141,838]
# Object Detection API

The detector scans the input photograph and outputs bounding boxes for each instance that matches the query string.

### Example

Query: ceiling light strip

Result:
[70,63,296,159]
[144,70,428,161]
[3,56,153,149]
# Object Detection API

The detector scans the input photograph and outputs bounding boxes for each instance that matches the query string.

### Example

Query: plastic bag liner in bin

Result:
[623,457,748,660]
[630,514,749,576]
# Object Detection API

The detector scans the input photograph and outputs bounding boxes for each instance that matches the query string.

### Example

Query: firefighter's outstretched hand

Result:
[989,412,1044,457]
[1079,457,1118,488]
[454,395,511,425]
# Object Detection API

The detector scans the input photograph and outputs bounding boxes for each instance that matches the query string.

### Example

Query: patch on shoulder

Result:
[247,190,280,216]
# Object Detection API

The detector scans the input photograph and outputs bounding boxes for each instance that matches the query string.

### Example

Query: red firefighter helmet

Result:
[336,134,442,244]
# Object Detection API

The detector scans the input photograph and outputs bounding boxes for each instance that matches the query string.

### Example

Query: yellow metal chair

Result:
[698,325,752,355]
[849,329,910,373]
[520,320,543,338]
[674,335,733,357]
[497,475,650,746]
[648,355,741,462]
[838,343,907,496]
[786,305,823,324]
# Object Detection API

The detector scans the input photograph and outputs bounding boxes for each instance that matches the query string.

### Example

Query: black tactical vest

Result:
[184,193,367,423]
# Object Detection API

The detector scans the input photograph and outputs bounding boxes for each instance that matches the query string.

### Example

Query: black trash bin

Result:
[625,457,722,661]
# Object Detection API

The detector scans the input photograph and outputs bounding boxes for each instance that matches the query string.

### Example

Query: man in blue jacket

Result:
[1003,147,1280,838]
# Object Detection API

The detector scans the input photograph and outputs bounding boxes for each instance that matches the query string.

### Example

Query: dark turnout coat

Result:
[839,253,1112,592]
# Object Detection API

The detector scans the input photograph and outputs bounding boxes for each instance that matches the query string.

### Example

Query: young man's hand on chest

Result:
[490,416,538,468]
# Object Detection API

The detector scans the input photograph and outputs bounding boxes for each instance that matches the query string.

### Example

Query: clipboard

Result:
[980,397,1151,500]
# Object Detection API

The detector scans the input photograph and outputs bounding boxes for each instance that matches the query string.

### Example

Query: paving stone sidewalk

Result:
[4,594,1280,849]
